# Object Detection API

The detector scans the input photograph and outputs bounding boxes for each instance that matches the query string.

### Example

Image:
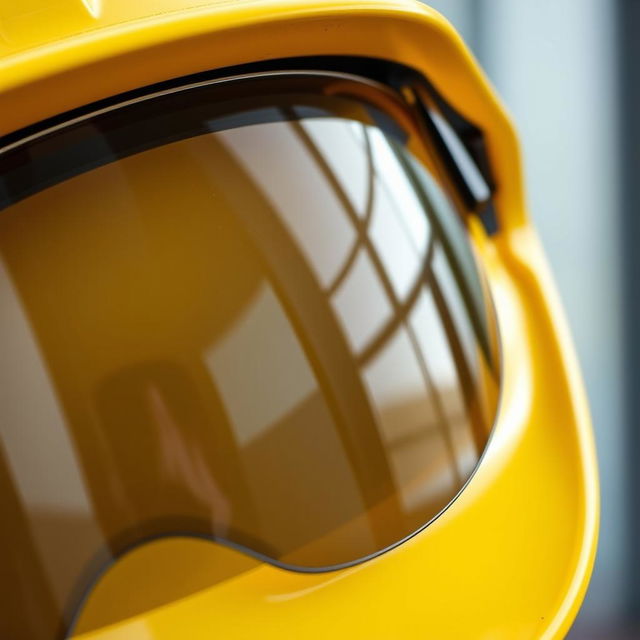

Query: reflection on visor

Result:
[0,73,499,639]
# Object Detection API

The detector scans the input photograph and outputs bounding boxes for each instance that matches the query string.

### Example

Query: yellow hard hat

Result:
[0,1,598,639]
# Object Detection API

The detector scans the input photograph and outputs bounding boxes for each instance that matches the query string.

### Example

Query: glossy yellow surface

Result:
[0,1,599,639]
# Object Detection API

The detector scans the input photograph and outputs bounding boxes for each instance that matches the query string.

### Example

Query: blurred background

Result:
[422,1,636,638]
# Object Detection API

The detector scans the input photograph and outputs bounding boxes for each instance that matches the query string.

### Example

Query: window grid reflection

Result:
[285,118,487,494]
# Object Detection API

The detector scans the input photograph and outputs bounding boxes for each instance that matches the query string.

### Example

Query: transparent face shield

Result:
[0,71,500,639]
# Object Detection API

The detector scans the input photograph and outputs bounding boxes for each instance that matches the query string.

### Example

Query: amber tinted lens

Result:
[0,74,499,638]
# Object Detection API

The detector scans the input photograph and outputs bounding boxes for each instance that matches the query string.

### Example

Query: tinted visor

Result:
[0,72,499,638]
